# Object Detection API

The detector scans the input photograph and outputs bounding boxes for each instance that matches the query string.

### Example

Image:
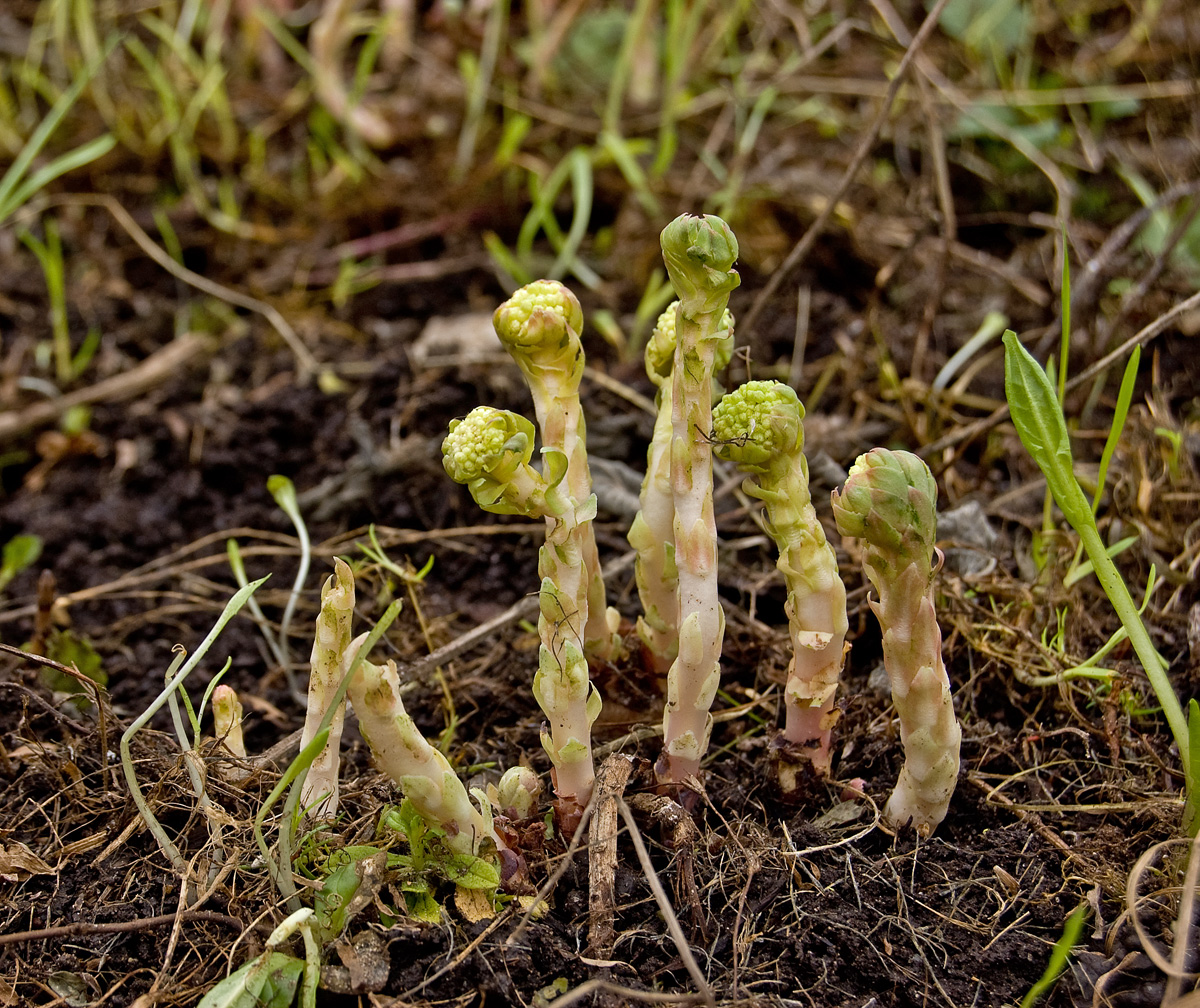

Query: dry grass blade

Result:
[1122,835,1200,1003]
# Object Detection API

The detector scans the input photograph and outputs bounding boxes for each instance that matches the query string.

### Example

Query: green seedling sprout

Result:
[0,534,42,594]
[832,450,961,835]
[164,653,226,863]
[493,279,620,661]
[656,213,740,788]
[121,577,266,881]
[628,301,733,679]
[442,405,601,827]
[267,475,311,686]
[19,219,72,386]
[711,380,848,785]
[298,557,355,819]
[1002,329,1200,835]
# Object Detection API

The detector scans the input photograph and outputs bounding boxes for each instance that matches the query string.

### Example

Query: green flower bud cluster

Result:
[711,379,805,472]
[442,407,554,518]
[493,279,584,348]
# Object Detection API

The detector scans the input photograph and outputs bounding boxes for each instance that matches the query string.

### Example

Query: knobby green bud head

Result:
[442,406,536,485]
[660,214,741,314]
[494,279,584,351]
[711,380,804,472]
[832,448,937,558]
[647,302,735,384]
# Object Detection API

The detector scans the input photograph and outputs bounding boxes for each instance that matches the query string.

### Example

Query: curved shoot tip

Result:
[832,448,937,557]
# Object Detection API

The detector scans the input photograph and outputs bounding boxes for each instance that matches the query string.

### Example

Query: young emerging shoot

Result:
[494,280,621,661]
[299,557,355,818]
[211,684,246,778]
[443,405,601,827]
[711,380,848,784]
[656,214,740,787]
[489,766,543,821]
[345,637,515,878]
[832,449,961,835]
[628,302,734,678]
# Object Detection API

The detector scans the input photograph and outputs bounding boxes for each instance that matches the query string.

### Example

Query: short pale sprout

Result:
[832,448,961,835]
[489,766,543,821]
[656,213,740,788]
[211,684,246,780]
[345,635,513,877]
[299,557,355,818]
[711,380,848,785]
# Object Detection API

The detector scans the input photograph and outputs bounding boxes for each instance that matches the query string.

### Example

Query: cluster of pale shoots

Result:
[438,213,962,839]
[210,215,962,901]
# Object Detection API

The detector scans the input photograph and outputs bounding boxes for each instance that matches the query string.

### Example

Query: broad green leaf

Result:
[0,534,42,591]
[404,885,443,923]
[442,853,500,890]
[197,951,304,1008]
[1002,331,1088,515]
[314,847,381,941]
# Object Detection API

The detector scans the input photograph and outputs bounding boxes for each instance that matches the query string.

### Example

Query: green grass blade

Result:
[1,133,116,223]
[547,149,594,284]
[1019,901,1088,1008]
[1092,346,1140,514]
[0,36,118,223]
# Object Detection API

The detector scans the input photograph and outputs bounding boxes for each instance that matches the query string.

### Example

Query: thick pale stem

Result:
[494,284,618,660]
[767,459,847,776]
[629,381,679,676]
[870,562,961,835]
[659,302,725,784]
[534,479,602,823]
[299,557,354,818]
[832,448,961,834]
[656,215,739,787]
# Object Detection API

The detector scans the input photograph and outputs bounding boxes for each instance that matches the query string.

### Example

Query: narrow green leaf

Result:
[1186,699,1200,837]
[1093,346,1141,514]
[1019,902,1089,1008]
